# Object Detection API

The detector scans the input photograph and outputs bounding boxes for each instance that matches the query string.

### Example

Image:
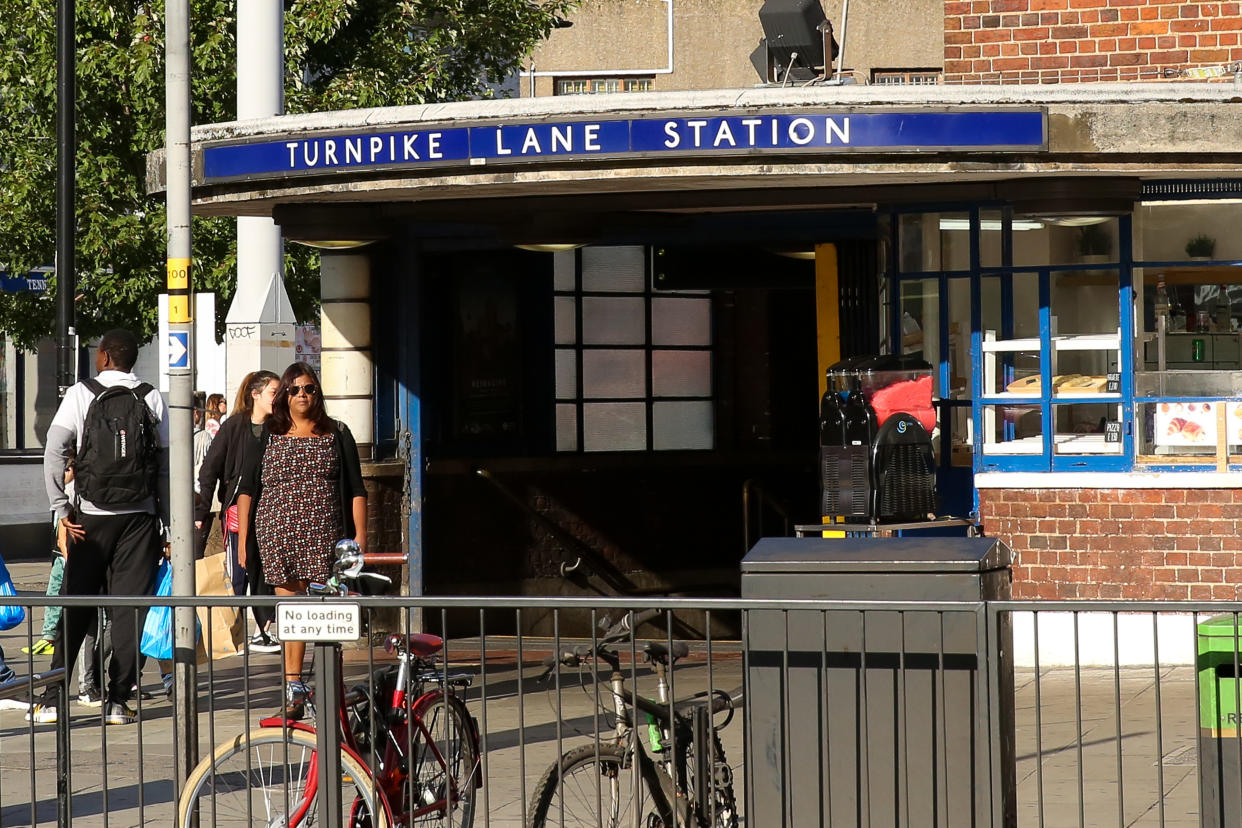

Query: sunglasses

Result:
[287,383,319,397]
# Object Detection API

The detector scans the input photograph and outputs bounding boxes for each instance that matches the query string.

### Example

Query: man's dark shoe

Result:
[104,701,137,726]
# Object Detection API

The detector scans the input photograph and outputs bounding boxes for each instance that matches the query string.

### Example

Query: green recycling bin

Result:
[1198,614,1242,828]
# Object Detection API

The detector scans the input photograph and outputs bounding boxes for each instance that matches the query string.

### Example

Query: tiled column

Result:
[320,253,373,458]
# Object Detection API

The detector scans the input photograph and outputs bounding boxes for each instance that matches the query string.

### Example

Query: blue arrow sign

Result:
[168,331,189,369]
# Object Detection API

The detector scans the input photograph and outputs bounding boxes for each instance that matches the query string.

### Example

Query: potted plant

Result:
[1185,233,1216,260]
[1077,224,1112,262]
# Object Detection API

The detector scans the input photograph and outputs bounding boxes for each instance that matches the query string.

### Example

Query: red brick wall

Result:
[944,1,1242,84]
[979,487,1242,600]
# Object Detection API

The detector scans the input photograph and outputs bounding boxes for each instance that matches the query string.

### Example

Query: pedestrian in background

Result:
[197,370,281,652]
[236,362,367,719]
[207,392,227,430]
[192,391,215,559]
[23,451,76,658]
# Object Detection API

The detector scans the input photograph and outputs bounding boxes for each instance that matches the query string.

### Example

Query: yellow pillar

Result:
[814,243,845,536]
[814,243,841,400]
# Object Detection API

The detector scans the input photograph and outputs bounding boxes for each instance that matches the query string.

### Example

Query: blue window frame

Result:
[888,209,1136,474]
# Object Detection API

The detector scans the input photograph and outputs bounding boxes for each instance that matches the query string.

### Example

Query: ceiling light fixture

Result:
[514,243,585,253]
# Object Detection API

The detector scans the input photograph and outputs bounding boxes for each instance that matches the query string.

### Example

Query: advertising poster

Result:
[1154,400,1218,447]
[295,325,321,373]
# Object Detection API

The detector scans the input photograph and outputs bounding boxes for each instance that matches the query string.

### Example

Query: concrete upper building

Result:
[521,0,1242,95]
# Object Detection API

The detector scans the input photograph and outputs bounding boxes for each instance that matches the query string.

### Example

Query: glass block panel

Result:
[652,297,711,346]
[554,296,577,345]
[583,403,647,451]
[553,250,577,291]
[653,401,713,450]
[581,246,646,292]
[556,404,578,452]
[582,350,646,398]
[555,349,578,399]
[582,297,646,345]
[652,350,711,397]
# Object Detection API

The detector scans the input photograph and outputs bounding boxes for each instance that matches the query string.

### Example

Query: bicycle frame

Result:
[257,637,481,825]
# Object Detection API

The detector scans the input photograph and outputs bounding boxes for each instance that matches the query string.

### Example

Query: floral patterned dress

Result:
[255,433,341,585]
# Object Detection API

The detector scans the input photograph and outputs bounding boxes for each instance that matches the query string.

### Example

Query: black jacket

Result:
[236,420,367,539]
[195,414,260,524]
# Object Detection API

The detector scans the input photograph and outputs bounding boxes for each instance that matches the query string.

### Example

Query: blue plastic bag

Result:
[139,559,174,660]
[0,555,24,631]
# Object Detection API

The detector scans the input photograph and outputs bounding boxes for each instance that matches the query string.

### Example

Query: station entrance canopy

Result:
[154,84,1242,232]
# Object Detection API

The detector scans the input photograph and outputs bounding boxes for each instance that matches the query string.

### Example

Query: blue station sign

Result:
[202,109,1046,182]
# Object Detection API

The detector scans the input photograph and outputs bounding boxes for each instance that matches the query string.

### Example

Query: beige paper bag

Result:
[194,552,245,660]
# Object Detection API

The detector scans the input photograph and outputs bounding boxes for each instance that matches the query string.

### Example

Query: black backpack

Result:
[75,378,160,507]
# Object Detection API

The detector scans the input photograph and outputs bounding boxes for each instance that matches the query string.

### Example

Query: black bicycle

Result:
[527,610,739,828]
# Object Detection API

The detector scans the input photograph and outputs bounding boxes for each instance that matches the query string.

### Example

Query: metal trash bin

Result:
[1198,614,1242,828]
[741,536,1015,828]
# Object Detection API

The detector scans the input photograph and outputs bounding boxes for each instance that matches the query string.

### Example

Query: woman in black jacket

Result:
[195,369,281,651]
[236,362,367,719]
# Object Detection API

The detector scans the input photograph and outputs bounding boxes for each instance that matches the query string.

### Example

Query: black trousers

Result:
[48,512,161,704]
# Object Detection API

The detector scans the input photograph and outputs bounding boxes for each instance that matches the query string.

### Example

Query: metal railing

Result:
[1,594,1241,826]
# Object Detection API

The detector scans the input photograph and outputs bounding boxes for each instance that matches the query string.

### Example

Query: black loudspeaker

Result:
[756,0,839,82]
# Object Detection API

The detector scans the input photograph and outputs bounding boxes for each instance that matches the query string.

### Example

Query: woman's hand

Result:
[59,515,85,544]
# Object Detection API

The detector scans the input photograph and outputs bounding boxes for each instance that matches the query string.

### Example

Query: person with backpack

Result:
[31,328,168,726]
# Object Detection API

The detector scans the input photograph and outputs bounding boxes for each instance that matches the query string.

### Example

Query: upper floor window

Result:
[556,78,653,95]
[872,69,941,86]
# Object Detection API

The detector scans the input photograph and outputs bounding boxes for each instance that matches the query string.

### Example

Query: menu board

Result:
[1154,400,1218,447]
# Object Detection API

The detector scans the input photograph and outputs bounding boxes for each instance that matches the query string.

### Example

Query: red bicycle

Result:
[176,545,481,827]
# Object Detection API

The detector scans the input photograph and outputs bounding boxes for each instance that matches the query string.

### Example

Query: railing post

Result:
[54,682,69,828]
[314,642,343,819]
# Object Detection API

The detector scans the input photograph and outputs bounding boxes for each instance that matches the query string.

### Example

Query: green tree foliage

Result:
[0,0,577,349]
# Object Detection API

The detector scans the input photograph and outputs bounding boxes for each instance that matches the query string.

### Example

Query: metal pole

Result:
[55,0,76,396]
[314,643,343,818]
[165,0,198,788]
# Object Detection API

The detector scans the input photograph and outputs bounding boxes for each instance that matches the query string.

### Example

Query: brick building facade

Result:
[981,487,1242,600]
[944,0,1242,84]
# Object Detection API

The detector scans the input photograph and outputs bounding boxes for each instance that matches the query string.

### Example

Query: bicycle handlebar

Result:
[599,608,660,641]
[362,553,408,566]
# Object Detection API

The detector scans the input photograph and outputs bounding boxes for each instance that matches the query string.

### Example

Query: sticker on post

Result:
[276,603,361,642]
[167,331,189,368]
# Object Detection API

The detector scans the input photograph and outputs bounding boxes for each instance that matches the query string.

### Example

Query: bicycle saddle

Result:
[643,640,689,665]
[384,632,444,657]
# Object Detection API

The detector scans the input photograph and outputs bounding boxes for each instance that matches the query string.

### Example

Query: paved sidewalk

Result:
[0,560,1220,826]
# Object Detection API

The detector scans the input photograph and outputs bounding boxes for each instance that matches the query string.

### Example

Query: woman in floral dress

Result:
[235,362,367,718]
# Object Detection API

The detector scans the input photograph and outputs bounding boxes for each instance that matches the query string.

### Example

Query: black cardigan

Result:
[195,414,260,523]
[236,420,367,539]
